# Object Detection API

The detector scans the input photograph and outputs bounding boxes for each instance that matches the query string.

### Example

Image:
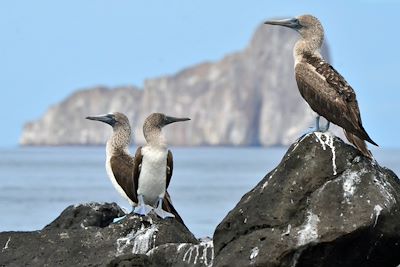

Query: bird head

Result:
[264,14,323,39]
[144,113,190,129]
[86,112,130,128]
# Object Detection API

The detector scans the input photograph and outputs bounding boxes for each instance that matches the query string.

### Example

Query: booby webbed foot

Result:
[153,198,175,219]
[113,215,127,223]
[134,205,153,216]
[133,195,153,216]
[298,116,331,141]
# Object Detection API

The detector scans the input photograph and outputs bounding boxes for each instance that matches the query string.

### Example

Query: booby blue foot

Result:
[134,205,153,216]
[133,195,153,216]
[297,116,331,141]
[153,198,175,219]
[113,215,127,223]
[321,121,330,132]
[154,207,175,219]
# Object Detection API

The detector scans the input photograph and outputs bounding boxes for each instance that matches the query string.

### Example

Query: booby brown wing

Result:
[133,146,143,195]
[166,150,173,189]
[163,191,186,226]
[344,130,373,159]
[295,55,377,147]
[162,150,186,225]
[110,152,137,203]
[133,147,186,226]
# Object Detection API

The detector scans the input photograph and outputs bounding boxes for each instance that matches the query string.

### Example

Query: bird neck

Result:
[106,123,131,155]
[144,127,167,148]
[293,29,324,65]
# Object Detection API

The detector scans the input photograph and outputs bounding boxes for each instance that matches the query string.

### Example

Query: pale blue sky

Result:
[0,0,399,147]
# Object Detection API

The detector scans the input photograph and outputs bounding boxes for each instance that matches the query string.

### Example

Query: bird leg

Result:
[321,121,330,132]
[297,115,322,141]
[133,194,153,216]
[316,116,330,132]
[315,116,321,131]
[153,198,175,219]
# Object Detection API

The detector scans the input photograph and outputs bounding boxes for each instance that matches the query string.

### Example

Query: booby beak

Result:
[264,18,301,30]
[164,116,191,125]
[86,114,116,126]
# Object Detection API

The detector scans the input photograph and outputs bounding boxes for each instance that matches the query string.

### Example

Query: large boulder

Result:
[213,132,400,267]
[0,202,199,266]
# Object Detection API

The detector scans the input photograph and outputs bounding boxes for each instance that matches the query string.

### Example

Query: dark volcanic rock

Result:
[213,132,400,267]
[106,254,154,267]
[147,238,214,267]
[0,202,198,267]
[44,202,125,230]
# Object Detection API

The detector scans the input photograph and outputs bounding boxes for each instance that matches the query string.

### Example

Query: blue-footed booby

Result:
[264,15,378,158]
[86,112,186,225]
[86,112,137,206]
[133,113,190,220]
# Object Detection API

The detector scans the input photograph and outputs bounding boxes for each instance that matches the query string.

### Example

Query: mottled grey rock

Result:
[20,24,331,147]
[44,202,125,230]
[106,254,155,267]
[0,203,198,267]
[213,132,400,267]
[147,238,214,267]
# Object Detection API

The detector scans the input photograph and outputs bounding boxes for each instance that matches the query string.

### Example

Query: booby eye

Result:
[293,18,301,27]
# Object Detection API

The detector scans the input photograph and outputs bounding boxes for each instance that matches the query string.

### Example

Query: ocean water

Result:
[0,146,399,238]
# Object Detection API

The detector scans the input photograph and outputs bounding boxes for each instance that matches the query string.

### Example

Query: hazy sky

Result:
[1,0,399,147]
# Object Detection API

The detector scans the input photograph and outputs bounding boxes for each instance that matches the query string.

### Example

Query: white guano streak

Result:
[116,223,158,256]
[249,247,259,263]
[297,211,320,246]
[2,237,10,252]
[342,170,363,203]
[261,169,278,190]
[182,240,214,267]
[314,132,337,175]
[372,205,383,228]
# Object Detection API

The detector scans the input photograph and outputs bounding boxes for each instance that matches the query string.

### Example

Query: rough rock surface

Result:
[213,132,400,267]
[20,23,331,146]
[0,202,201,267]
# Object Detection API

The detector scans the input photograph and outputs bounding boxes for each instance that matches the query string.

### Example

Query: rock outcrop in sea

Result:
[3,133,399,266]
[19,24,330,146]
[213,133,400,267]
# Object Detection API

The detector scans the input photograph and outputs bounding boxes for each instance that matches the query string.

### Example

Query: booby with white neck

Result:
[86,112,187,225]
[264,14,378,158]
[133,113,190,219]
[86,112,137,207]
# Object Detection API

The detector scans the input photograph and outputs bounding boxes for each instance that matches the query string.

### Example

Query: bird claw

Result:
[133,204,153,216]
[153,207,175,219]
[113,215,127,223]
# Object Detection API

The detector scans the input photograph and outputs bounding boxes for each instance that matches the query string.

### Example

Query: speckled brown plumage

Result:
[265,14,377,158]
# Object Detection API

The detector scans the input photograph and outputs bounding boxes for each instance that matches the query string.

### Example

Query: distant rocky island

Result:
[20,24,330,146]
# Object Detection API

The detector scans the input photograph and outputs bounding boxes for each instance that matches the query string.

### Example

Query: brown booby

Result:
[133,113,190,219]
[86,112,186,225]
[264,15,378,158]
